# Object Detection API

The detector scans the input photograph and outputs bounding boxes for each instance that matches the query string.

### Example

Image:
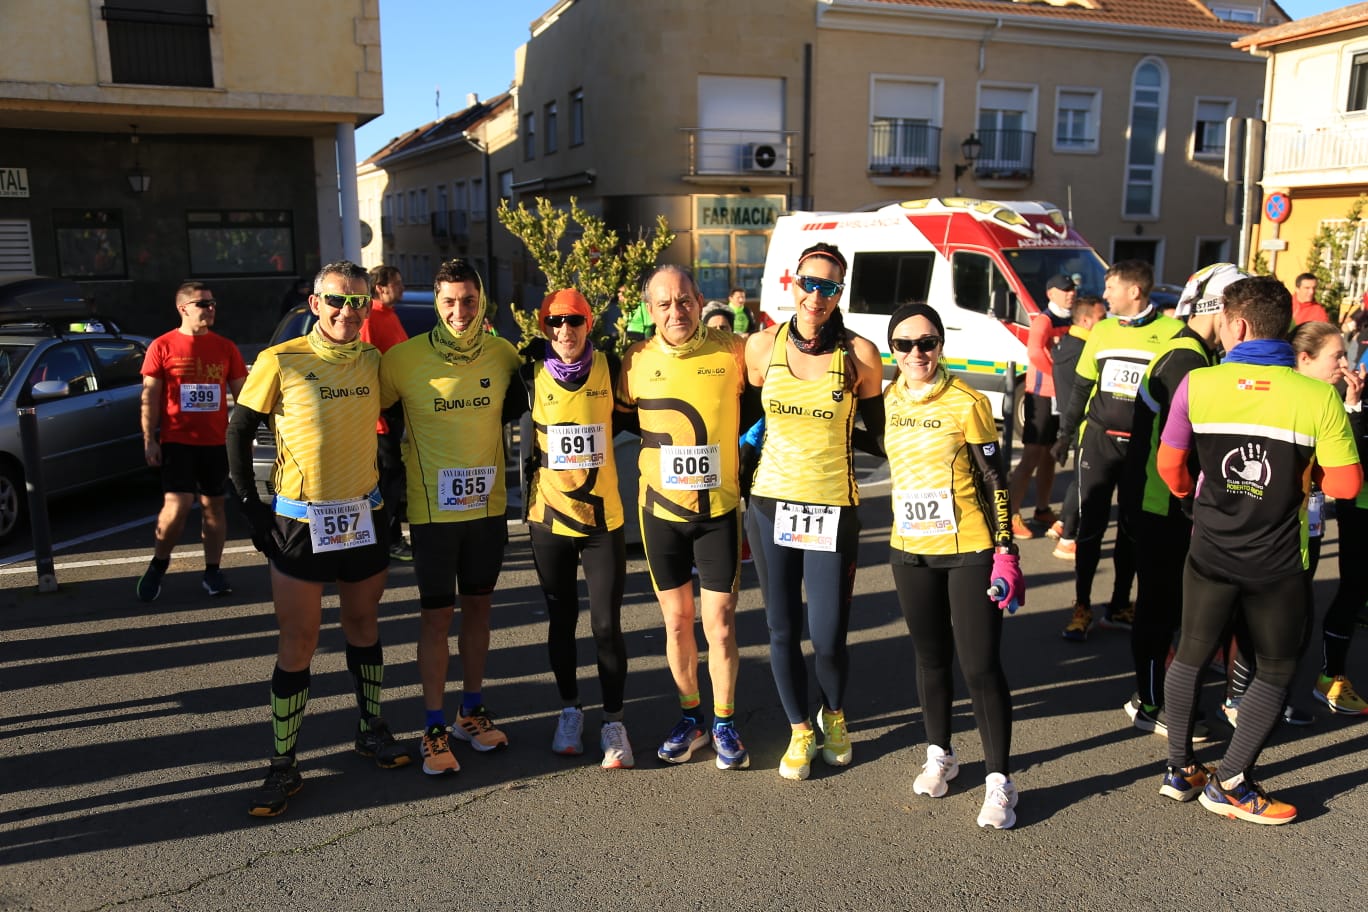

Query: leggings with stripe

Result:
[892,557,1013,775]
[747,496,859,725]
[1165,558,1307,781]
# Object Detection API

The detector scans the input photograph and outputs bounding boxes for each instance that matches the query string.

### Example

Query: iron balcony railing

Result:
[974,129,1036,179]
[868,120,942,175]
[682,128,798,177]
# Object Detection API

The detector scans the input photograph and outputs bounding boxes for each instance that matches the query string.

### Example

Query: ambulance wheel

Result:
[1011,386,1026,438]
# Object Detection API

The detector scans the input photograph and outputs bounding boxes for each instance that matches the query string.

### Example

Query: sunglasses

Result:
[891,336,941,354]
[795,275,845,298]
[545,314,587,328]
[318,293,371,310]
[188,300,217,309]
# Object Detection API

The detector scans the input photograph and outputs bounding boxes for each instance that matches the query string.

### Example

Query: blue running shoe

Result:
[712,723,750,770]
[657,717,708,764]
[1159,762,1211,802]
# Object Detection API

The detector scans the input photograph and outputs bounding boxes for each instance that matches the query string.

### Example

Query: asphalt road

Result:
[2,463,1365,912]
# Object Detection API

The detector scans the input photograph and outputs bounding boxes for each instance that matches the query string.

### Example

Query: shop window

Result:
[54,209,126,279]
[187,210,294,277]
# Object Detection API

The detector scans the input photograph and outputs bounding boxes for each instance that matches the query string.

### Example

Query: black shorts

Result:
[160,442,228,496]
[640,508,740,592]
[271,505,391,584]
[1021,392,1060,446]
[411,517,508,609]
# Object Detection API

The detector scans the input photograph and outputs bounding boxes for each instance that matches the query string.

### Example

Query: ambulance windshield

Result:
[1004,247,1109,307]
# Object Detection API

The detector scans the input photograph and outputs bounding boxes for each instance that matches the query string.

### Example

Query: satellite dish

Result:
[360,220,374,247]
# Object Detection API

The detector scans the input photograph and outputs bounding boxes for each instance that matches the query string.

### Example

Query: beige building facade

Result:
[1237,3,1368,313]
[0,0,382,338]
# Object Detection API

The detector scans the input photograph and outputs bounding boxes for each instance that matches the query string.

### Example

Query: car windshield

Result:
[1003,247,1110,307]
[0,342,34,397]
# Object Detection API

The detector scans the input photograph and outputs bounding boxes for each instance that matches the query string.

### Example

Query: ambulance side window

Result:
[951,252,1006,315]
[848,251,933,314]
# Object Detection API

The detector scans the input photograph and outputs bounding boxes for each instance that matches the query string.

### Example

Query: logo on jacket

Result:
[1236,378,1271,391]
[480,377,491,388]
[831,390,844,403]
[1220,441,1270,498]
[304,372,319,381]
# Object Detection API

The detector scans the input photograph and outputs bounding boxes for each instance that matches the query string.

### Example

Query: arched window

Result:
[1123,58,1168,219]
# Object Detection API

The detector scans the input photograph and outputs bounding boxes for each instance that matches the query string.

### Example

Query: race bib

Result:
[180,383,221,412]
[438,465,497,511]
[1100,359,1144,399]
[893,488,957,537]
[547,423,607,470]
[306,497,376,554]
[774,501,839,552]
[660,444,720,490]
[1308,490,1325,538]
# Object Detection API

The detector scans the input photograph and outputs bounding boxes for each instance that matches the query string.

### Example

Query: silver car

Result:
[0,276,149,543]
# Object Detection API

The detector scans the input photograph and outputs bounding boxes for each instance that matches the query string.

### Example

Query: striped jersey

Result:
[1075,313,1183,435]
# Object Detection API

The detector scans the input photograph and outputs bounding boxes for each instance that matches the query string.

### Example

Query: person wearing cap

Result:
[702,300,737,333]
[379,258,525,776]
[136,280,247,602]
[1051,260,1183,641]
[518,289,636,768]
[1008,274,1074,539]
[616,264,755,771]
[1117,262,1246,738]
[362,264,411,561]
[882,300,1024,829]
[743,241,885,780]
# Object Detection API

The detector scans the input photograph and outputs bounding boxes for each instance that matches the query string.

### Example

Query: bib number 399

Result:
[180,383,221,412]
[438,465,496,511]
[773,502,839,552]
[306,497,375,553]
[660,444,720,491]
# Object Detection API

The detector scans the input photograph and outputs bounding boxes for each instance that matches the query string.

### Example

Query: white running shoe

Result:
[551,706,584,756]
[976,773,1019,829]
[912,744,959,798]
[600,720,635,769]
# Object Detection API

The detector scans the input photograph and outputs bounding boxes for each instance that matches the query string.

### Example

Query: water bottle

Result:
[987,578,1019,615]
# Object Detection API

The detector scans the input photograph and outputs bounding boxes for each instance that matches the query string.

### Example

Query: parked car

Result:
[0,276,150,543]
[249,296,440,498]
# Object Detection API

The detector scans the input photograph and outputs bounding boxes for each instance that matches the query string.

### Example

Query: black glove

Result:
[1050,437,1071,467]
[519,337,548,362]
[238,494,282,559]
[739,442,760,501]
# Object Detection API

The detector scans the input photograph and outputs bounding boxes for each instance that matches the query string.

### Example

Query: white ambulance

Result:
[760,197,1108,428]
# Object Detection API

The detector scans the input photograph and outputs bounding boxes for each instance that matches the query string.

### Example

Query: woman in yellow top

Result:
[883,301,1024,829]
[520,289,635,769]
[742,242,884,780]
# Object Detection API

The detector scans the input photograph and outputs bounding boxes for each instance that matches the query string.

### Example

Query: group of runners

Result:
[134,249,1360,829]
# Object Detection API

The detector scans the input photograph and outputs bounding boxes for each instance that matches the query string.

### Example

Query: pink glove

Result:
[990,552,1026,611]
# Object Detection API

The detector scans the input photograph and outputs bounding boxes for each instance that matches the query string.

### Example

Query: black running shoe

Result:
[202,569,232,597]
[136,563,165,602]
[355,717,412,768]
[248,756,302,818]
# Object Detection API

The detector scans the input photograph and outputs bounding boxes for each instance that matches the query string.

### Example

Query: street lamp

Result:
[953,132,983,196]
[460,131,496,305]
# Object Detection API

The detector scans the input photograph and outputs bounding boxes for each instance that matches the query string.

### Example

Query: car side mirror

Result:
[30,379,69,403]
[991,285,1019,322]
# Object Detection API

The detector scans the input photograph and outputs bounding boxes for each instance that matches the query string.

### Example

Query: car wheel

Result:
[0,460,27,544]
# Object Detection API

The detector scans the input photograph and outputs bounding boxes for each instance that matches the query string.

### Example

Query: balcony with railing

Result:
[974,129,1036,182]
[682,129,798,181]
[1263,119,1368,186]
[868,120,942,183]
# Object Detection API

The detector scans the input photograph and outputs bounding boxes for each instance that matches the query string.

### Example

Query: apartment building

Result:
[502,0,1284,309]
[356,92,517,324]
[0,0,382,339]
[1236,2,1368,309]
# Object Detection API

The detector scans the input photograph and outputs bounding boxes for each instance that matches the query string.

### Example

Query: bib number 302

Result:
[306,497,375,553]
[893,488,957,537]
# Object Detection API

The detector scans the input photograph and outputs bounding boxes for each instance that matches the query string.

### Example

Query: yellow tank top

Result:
[528,353,624,535]
[883,373,997,555]
[617,327,744,521]
[379,333,520,523]
[235,335,381,503]
[751,325,858,507]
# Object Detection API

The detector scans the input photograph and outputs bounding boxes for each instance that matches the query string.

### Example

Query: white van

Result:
[760,197,1108,427]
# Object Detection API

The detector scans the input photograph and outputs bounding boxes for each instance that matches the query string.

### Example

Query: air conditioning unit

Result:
[744,142,785,173]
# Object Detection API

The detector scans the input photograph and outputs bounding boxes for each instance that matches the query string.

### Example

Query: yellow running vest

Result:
[528,353,624,535]
[750,325,858,507]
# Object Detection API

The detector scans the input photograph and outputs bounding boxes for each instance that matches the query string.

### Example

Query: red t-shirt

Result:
[1292,300,1330,325]
[141,330,247,446]
[360,301,409,434]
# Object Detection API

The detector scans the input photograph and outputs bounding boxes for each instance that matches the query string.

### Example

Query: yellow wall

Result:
[1252,188,1365,291]
[0,0,98,84]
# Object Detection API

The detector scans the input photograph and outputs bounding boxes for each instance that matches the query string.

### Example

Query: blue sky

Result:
[356,0,1349,158]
